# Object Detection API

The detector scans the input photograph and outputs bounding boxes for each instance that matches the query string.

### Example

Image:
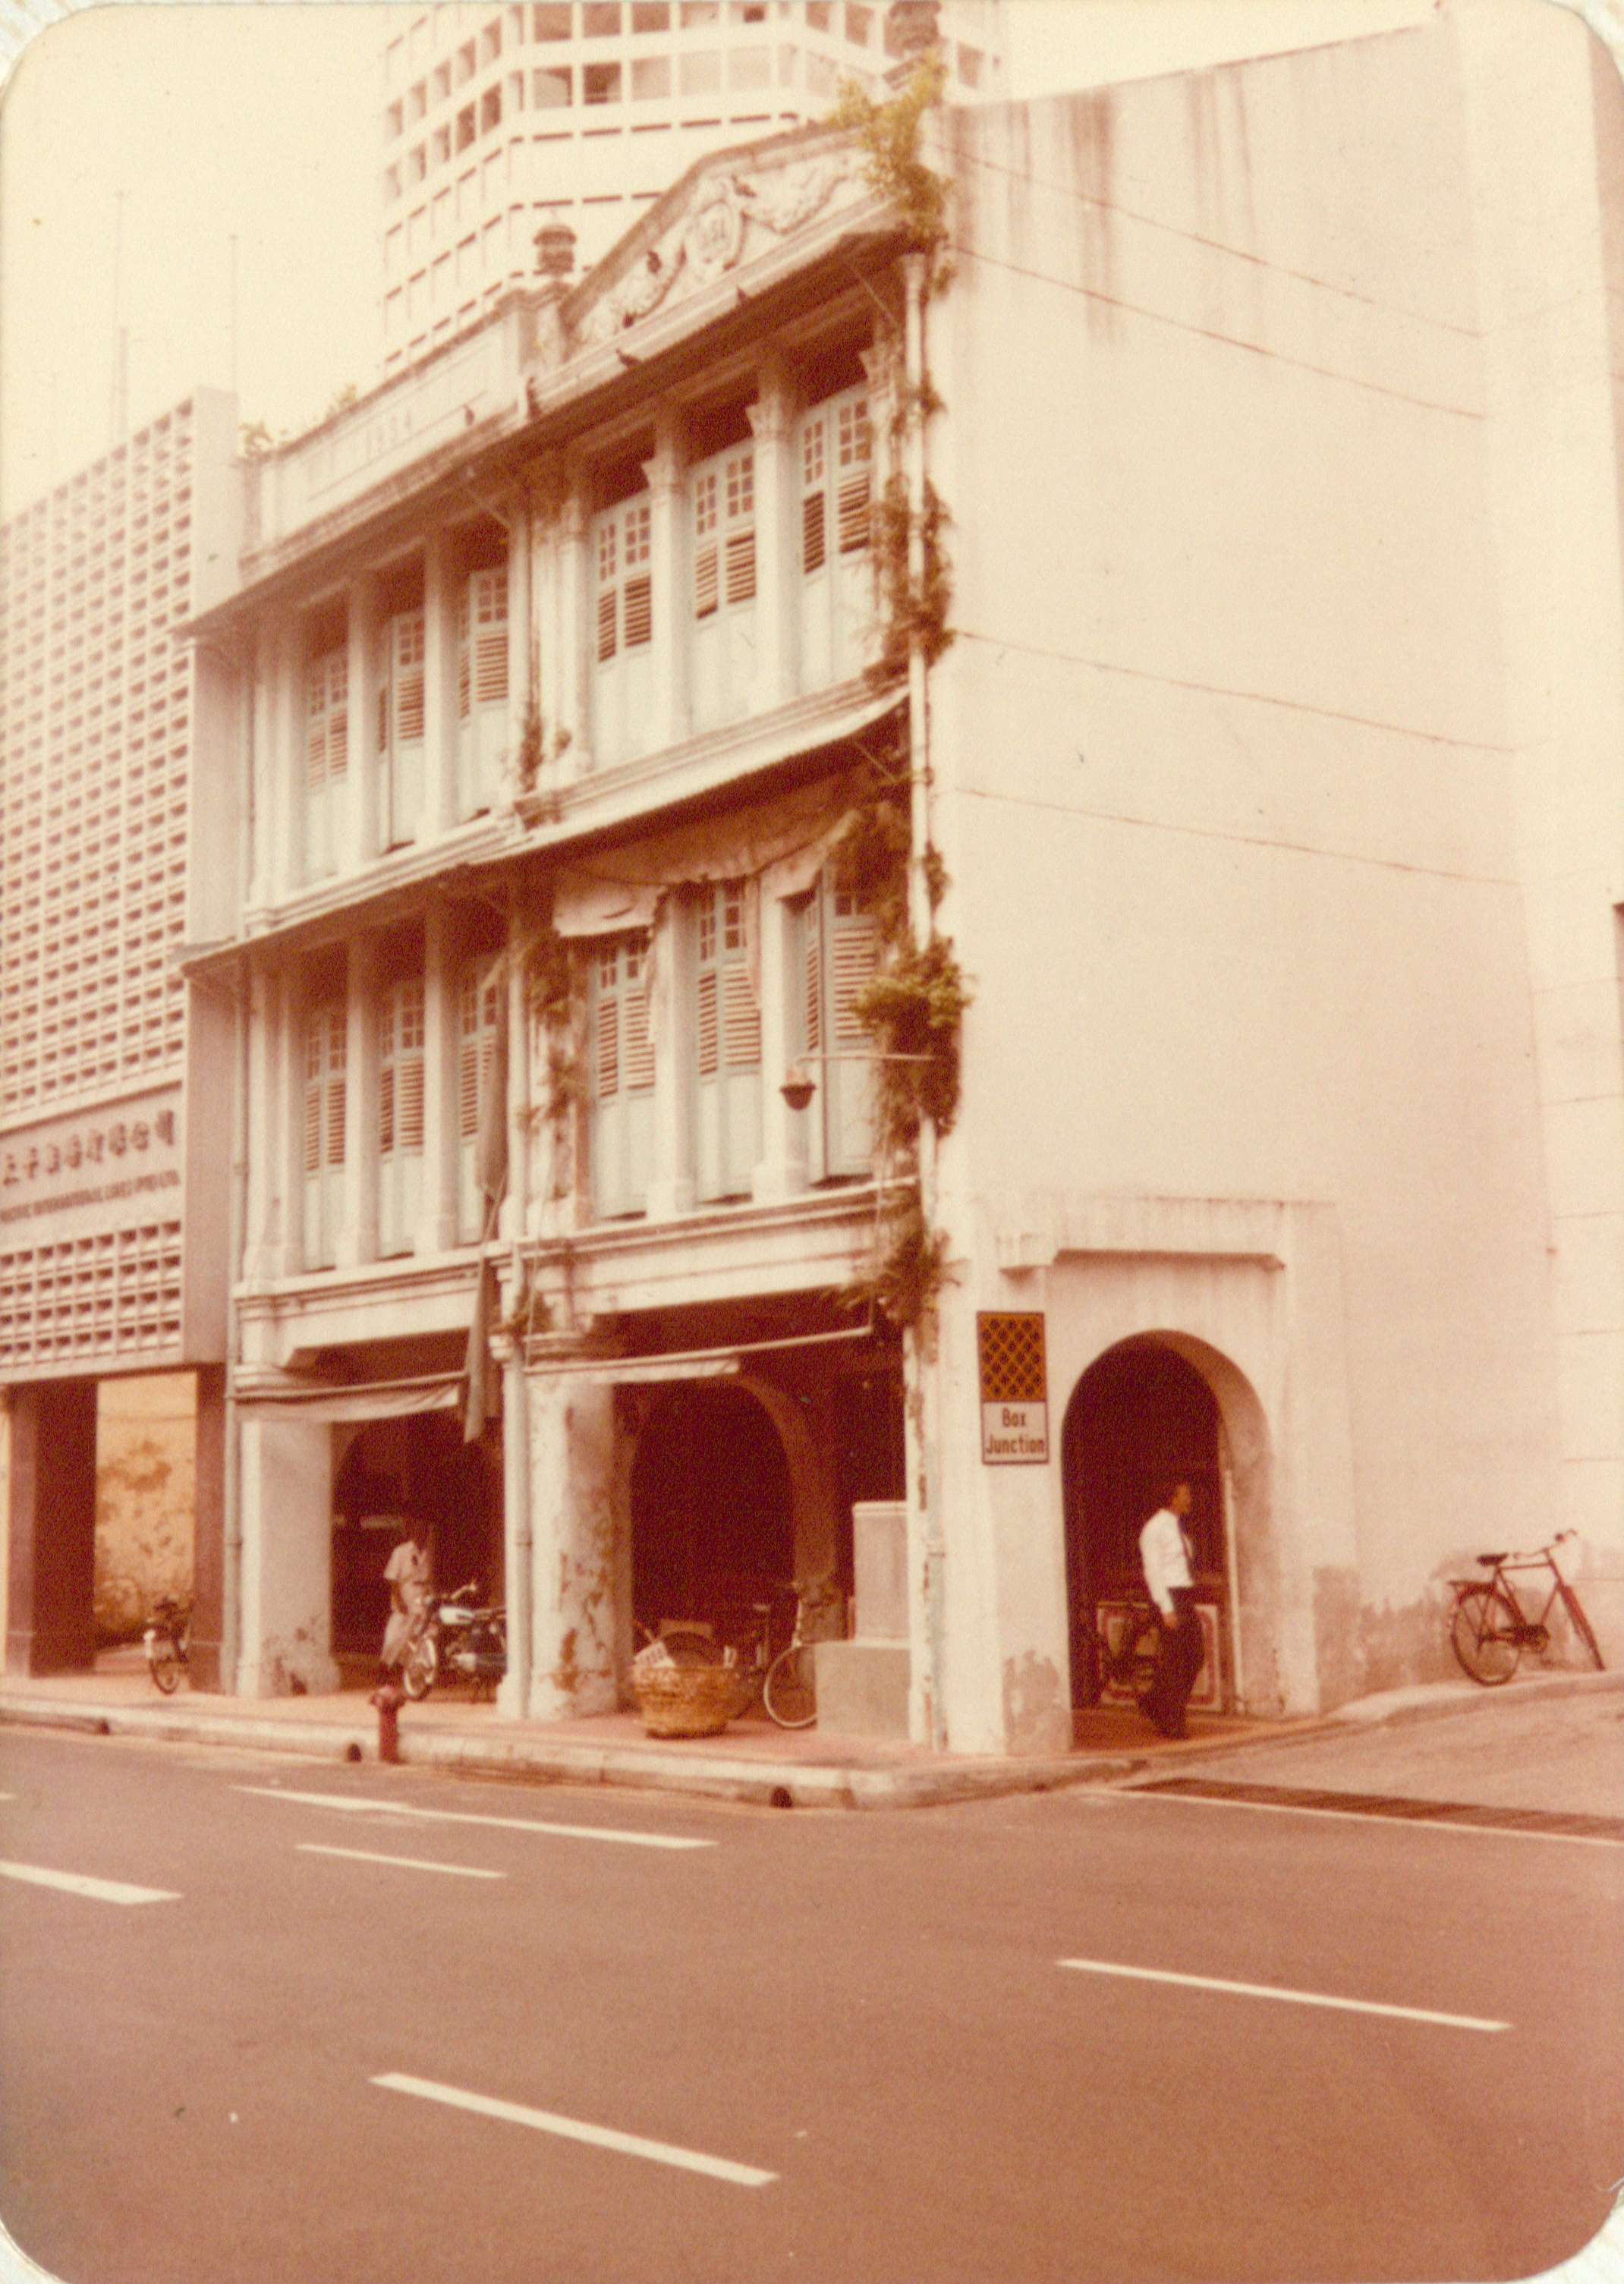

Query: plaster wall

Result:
[1456,2,1624,1644]
[924,15,1572,1719]
[237,1415,338,1695]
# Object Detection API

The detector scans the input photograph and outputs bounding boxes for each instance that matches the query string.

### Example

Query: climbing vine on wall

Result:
[525,918,588,1206]
[826,58,968,1340]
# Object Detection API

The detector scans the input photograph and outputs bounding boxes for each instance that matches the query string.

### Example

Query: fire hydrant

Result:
[370,1681,405,1763]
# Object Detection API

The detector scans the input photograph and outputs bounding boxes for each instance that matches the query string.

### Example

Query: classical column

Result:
[504,489,532,804]
[644,895,695,1220]
[528,455,564,798]
[557,456,593,777]
[247,621,275,908]
[348,569,380,862]
[751,890,807,1202]
[526,1373,618,1719]
[423,529,458,837]
[642,404,689,753]
[235,1413,340,1697]
[279,963,310,1279]
[747,353,798,713]
[266,621,300,900]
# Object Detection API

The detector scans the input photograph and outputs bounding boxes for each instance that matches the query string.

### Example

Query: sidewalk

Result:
[1,1653,1617,1813]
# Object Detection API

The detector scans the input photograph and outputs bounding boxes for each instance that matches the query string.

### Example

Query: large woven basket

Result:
[631,1660,737,1738]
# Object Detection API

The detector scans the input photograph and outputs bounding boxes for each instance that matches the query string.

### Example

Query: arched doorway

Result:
[630,1384,794,1641]
[1062,1341,1229,1712]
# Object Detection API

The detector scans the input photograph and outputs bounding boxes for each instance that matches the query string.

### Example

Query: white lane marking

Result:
[1059,1957,1509,2033]
[1113,1787,1623,1848]
[373,2072,778,2187]
[297,1842,504,1880]
[236,1785,713,1851]
[0,1859,178,1906]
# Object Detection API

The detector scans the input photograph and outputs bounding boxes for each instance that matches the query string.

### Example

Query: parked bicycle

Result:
[143,1595,190,1694]
[1449,1531,1604,1686]
[1076,1597,1161,1710]
[639,1577,831,1729]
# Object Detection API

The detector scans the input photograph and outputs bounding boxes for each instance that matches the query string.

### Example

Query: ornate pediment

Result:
[579,144,864,349]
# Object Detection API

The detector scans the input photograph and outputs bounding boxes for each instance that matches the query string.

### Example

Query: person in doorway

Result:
[380,1516,430,1680]
[1139,1480,1204,1738]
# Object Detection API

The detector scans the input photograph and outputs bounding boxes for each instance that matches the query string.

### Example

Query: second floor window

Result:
[377,975,425,1256]
[592,933,655,1219]
[377,610,426,849]
[457,961,503,1242]
[593,497,654,772]
[694,449,755,617]
[799,873,877,1180]
[694,880,760,1202]
[304,647,348,879]
[457,567,508,818]
[801,388,873,686]
[302,997,347,1268]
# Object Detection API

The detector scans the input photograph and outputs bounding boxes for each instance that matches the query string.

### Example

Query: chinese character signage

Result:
[977,1312,1049,1464]
[0,1087,184,1235]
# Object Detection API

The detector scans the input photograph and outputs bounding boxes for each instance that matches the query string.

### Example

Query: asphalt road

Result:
[0,1727,1618,2284]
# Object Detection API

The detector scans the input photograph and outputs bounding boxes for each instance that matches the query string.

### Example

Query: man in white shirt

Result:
[1139,1480,1203,1738]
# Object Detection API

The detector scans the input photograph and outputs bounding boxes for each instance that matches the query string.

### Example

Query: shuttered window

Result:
[305,648,348,878]
[694,451,754,617]
[378,976,425,1257]
[302,998,347,1266]
[595,499,652,662]
[378,611,425,848]
[457,962,502,1242]
[456,565,508,818]
[694,881,761,1200]
[798,874,877,1180]
[592,933,655,1219]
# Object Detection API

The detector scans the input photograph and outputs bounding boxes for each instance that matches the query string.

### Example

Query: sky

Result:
[0,0,1616,520]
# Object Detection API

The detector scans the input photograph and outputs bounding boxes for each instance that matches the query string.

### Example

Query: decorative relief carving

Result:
[581,153,855,346]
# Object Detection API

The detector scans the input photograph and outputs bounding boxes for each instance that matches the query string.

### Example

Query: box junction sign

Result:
[977,1312,1049,1465]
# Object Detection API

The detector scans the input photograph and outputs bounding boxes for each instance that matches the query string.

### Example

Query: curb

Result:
[0,1665,1614,1811]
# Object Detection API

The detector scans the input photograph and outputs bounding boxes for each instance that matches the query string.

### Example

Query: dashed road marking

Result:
[1059,1956,1509,2031]
[297,1842,504,1880]
[372,2072,778,2186]
[0,1859,178,1906]
[237,1785,713,1851]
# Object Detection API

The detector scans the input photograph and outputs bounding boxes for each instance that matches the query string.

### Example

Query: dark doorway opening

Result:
[331,1412,501,1656]
[631,1385,793,1642]
[1062,1342,1226,1711]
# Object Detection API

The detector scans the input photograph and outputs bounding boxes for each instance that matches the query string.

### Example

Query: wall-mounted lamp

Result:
[780,1050,933,1112]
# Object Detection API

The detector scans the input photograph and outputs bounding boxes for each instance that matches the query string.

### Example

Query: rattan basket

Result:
[631,1660,737,1738]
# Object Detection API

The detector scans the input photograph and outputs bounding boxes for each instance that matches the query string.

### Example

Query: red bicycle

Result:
[1449,1531,1604,1686]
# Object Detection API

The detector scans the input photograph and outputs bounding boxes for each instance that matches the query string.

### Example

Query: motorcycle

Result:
[401,1581,505,1702]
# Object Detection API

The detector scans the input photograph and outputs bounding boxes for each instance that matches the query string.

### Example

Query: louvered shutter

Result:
[836,398,871,555]
[694,470,719,617]
[802,416,827,574]
[697,967,719,1078]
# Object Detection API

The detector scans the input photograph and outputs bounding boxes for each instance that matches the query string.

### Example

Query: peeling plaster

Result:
[1001,1647,1069,1755]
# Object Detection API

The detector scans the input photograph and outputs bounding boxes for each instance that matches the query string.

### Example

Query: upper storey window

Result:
[592,932,655,1219]
[694,879,760,1202]
[797,870,877,1180]
[304,643,349,879]
[691,443,755,728]
[457,565,508,819]
[377,972,425,1257]
[457,958,504,1243]
[302,994,347,1269]
[594,493,653,772]
[378,607,425,850]
[800,384,873,686]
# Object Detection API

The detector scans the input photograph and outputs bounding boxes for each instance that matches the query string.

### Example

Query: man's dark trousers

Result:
[1145,1587,1204,1736]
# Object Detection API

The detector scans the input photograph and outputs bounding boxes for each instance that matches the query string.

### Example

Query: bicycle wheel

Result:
[1559,1586,1605,1672]
[149,1641,182,1694]
[401,1633,436,1700]
[1450,1585,1520,1685]
[763,1643,817,1729]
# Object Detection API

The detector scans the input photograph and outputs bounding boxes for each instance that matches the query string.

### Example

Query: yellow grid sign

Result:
[977,1313,1049,1464]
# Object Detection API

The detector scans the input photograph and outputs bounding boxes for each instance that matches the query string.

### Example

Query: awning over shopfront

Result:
[233,1373,464,1424]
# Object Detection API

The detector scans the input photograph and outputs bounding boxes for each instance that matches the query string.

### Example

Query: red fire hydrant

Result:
[370,1681,405,1763]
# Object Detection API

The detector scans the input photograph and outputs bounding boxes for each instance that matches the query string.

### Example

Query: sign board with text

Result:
[977,1311,1049,1464]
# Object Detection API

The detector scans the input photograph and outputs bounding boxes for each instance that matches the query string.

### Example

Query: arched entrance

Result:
[1062,1340,1229,1712]
[630,1384,794,1641]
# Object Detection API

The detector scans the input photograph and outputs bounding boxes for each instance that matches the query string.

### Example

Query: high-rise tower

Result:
[379,0,1002,378]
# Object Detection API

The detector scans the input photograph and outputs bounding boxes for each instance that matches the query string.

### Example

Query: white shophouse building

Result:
[187,1,1622,1746]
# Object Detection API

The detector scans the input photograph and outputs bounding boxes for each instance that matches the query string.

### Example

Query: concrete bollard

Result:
[370,1681,405,1763]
